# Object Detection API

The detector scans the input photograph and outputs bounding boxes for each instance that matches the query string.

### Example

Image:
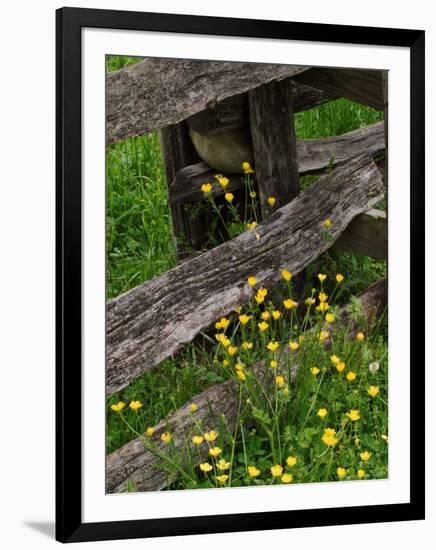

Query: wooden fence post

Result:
[248,78,300,217]
[160,122,203,259]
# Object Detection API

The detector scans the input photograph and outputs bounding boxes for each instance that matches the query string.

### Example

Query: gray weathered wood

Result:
[169,121,385,205]
[106,154,384,394]
[106,277,387,493]
[160,122,205,258]
[293,68,385,110]
[248,78,300,214]
[106,58,306,144]
[334,209,387,260]
[186,82,338,137]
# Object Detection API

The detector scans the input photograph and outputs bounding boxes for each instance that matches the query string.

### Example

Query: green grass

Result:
[105,57,388,486]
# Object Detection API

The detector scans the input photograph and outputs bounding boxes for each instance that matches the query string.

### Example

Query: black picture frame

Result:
[56,6,425,543]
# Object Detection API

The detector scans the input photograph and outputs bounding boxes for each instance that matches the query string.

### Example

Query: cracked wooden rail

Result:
[106,58,306,144]
[107,154,385,395]
[106,277,387,493]
[169,121,385,205]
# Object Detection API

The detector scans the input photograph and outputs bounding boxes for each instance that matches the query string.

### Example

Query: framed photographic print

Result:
[56,6,425,543]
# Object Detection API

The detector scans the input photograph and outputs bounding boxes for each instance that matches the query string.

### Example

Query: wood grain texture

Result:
[106,277,387,493]
[186,82,338,137]
[160,122,204,258]
[334,209,387,260]
[106,154,384,395]
[106,58,306,144]
[248,78,300,215]
[293,68,385,110]
[169,121,385,206]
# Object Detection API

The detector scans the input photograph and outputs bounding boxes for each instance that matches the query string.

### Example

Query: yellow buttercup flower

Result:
[258,321,269,332]
[235,362,245,371]
[325,313,335,323]
[316,302,329,313]
[225,192,234,203]
[289,341,299,351]
[204,430,218,442]
[209,446,223,457]
[281,269,292,282]
[222,359,229,366]
[242,161,254,174]
[270,464,283,477]
[360,451,372,462]
[337,467,347,479]
[239,314,251,325]
[146,427,155,436]
[317,408,328,419]
[215,333,230,347]
[267,341,279,352]
[255,294,265,305]
[275,375,285,387]
[267,196,276,207]
[272,310,281,320]
[356,332,365,341]
[281,473,293,483]
[192,435,204,445]
[242,341,253,350]
[248,465,261,478]
[261,311,270,321]
[323,218,332,228]
[346,371,357,381]
[319,330,329,342]
[322,428,339,447]
[282,386,290,396]
[218,317,230,329]
[247,221,258,230]
[201,183,212,194]
[129,400,142,411]
[199,462,213,473]
[190,403,198,413]
[357,469,365,479]
[368,385,380,397]
[250,191,257,198]
[217,459,231,471]
[270,360,278,369]
[247,276,257,287]
[305,297,316,306]
[228,345,238,356]
[111,401,125,413]
[161,432,172,444]
[346,410,360,422]
[258,287,268,297]
[311,367,320,376]
[286,456,297,467]
[216,474,229,484]
[330,354,340,364]
[336,273,344,283]
[319,292,328,302]
[336,361,346,373]
[283,298,298,309]
[236,369,246,381]
[318,273,327,283]
[216,176,229,188]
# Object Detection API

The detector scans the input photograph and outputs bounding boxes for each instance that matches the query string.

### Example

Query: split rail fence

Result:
[105,58,388,492]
